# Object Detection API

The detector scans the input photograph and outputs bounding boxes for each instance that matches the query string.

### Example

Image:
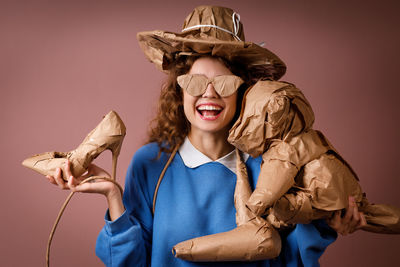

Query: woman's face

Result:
[182,57,238,137]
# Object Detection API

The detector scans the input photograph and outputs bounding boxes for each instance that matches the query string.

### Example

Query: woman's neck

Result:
[187,128,234,161]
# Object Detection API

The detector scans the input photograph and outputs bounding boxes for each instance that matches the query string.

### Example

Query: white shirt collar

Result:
[178,137,249,174]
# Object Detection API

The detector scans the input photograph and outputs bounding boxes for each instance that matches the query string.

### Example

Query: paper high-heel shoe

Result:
[22,110,126,180]
[22,111,126,267]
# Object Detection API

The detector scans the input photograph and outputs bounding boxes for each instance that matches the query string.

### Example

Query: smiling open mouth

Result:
[197,104,223,120]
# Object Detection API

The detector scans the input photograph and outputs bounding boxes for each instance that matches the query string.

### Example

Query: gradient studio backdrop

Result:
[1,0,399,266]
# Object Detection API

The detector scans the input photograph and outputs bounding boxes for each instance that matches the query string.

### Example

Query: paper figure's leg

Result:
[246,157,298,216]
[268,153,400,234]
[172,149,282,262]
[359,196,400,234]
[301,153,400,234]
[268,189,400,234]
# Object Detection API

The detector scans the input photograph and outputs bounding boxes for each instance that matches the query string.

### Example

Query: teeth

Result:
[203,115,217,119]
[197,105,222,111]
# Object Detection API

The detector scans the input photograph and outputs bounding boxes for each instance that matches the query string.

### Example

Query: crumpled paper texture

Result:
[230,80,400,234]
[229,81,314,158]
[173,216,281,262]
[22,111,126,180]
[177,74,244,97]
[173,80,400,263]
[137,6,286,80]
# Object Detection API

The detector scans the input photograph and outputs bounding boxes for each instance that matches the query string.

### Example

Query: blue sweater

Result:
[96,143,337,267]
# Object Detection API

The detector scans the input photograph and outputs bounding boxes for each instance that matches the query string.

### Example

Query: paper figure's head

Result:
[137,5,286,81]
[228,81,315,157]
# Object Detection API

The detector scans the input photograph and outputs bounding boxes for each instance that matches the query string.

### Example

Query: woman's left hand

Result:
[326,196,367,235]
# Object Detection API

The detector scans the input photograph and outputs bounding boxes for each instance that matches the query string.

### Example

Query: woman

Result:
[47,5,365,266]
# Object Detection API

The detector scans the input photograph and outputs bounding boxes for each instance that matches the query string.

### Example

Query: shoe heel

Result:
[111,152,118,180]
[109,137,123,180]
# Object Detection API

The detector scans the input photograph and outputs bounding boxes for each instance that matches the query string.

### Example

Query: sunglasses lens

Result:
[177,74,207,96]
[213,75,244,97]
[177,74,244,97]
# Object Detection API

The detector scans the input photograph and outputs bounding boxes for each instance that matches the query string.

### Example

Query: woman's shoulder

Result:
[130,142,170,171]
[133,142,160,160]
[126,142,169,192]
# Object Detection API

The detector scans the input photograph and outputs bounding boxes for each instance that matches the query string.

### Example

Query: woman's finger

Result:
[75,164,110,181]
[342,196,364,235]
[330,210,341,227]
[64,160,74,180]
[80,170,92,179]
[353,212,367,231]
[73,180,99,193]
[65,160,83,187]
[360,212,367,227]
[72,178,118,196]
[67,175,78,191]
[71,181,96,193]
[88,164,111,178]
[327,210,343,233]
[54,168,68,189]
[347,205,360,233]
[46,175,57,185]
[342,196,355,224]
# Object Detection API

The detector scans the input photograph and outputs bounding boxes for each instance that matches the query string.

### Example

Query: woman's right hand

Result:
[46,160,120,198]
[46,160,125,220]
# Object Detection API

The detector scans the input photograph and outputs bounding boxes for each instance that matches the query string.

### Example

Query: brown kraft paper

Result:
[22,110,126,180]
[173,80,400,262]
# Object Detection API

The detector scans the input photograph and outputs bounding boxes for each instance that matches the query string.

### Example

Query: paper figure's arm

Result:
[246,154,298,216]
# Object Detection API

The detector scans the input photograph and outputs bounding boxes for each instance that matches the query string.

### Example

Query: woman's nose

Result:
[202,83,219,98]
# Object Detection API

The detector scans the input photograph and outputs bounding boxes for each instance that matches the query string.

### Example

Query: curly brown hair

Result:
[146,54,270,154]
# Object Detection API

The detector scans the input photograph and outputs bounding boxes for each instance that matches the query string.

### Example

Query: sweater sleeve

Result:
[95,210,148,267]
[95,144,163,267]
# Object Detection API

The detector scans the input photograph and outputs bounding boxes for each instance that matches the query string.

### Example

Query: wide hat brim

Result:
[137,30,286,80]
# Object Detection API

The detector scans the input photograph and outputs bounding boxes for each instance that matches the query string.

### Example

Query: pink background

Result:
[1,0,399,266]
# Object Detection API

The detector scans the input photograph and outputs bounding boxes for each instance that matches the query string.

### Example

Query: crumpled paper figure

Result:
[173,149,282,261]
[173,80,400,262]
